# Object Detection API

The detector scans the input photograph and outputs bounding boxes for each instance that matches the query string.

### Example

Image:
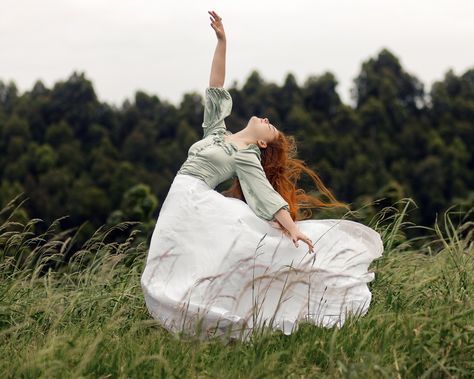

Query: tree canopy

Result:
[0,49,472,247]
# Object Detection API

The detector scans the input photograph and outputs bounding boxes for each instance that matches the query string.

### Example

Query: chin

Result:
[251,116,260,125]
[245,116,257,128]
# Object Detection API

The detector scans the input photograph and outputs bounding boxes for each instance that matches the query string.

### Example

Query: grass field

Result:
[1,197,473,378]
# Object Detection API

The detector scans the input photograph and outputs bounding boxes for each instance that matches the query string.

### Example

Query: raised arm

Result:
[208,10,226,88]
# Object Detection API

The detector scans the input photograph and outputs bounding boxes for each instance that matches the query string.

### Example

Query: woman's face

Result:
[247,116,280,144]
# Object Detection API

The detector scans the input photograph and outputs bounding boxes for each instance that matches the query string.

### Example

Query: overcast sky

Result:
[1,0,473,108]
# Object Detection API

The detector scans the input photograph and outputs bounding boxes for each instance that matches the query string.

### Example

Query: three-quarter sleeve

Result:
[234,147,290,221]
[202,87,233,138]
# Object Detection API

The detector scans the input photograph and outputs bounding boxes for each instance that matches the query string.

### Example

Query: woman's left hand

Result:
[208,10,226,41]
[289,228,315,253]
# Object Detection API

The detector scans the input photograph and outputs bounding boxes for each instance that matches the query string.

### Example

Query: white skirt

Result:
[140,173,384,340]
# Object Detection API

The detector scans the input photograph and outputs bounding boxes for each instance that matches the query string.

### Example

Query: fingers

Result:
[208,10,222,23]
[208,10,225,38]
[293,234,315,253]
[307,239,315,253]
[210,21,221,32]
[209,10,221,19]
[305,236,314,253]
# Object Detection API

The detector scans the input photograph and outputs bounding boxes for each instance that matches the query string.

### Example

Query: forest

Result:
[1,47,474,378]
[0,48,472,248]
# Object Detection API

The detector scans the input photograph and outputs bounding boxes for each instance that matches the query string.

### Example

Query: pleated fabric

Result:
[141,174,384,340]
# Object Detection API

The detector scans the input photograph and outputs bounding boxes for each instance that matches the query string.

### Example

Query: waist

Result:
[175,173,212,191]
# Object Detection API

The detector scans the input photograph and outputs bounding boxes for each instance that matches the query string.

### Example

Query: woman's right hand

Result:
[208,10,226,41]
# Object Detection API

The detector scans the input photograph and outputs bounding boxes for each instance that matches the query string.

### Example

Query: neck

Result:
[232,129,256,145]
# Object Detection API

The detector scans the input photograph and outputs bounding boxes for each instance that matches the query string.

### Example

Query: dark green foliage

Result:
[0,49,473,252]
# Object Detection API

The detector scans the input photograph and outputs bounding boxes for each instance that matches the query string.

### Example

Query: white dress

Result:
[140,88,384,341]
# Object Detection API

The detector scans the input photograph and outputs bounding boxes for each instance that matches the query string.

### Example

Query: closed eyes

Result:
[263,117,277,134]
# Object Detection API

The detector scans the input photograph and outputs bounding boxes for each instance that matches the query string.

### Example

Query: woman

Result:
[141,10,384,340]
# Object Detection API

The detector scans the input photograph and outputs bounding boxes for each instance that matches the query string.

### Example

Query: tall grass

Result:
[0,195,473,378]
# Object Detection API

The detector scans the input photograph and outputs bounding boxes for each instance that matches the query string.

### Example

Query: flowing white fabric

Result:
[141,174,384,340]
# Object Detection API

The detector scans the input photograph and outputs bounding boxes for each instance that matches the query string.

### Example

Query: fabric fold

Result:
[141,174,384,341]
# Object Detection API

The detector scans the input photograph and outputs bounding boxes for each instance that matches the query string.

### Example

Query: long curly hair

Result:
[221,131,351,230]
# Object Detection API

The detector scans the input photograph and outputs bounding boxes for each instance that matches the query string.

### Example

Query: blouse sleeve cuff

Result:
[206,87,231,98]
[270,204,290,221]
[258,203,289,221]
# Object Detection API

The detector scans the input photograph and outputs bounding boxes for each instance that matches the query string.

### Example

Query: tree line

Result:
[0,48,472,247]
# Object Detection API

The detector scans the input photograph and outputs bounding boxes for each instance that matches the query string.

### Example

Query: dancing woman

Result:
[141,10,384,340]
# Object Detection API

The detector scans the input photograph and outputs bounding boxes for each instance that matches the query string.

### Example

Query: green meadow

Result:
[1,197,473,378]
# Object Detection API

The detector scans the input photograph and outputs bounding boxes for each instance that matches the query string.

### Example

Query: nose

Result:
[263,118,269,123]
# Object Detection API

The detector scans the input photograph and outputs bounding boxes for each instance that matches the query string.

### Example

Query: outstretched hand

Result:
[288,228,315,253]
[208,10,225,41]
[272,217,315,253]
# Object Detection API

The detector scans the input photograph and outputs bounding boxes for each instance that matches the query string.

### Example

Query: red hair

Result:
[221,131,350,231]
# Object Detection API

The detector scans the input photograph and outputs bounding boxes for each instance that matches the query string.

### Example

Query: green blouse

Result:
[176,87,290,221]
